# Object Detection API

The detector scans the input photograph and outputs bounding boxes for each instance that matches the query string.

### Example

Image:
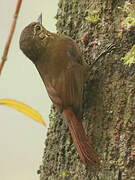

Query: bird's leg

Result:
[89,44,116,69]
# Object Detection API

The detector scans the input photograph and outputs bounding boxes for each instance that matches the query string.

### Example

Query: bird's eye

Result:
[36,25,41,31]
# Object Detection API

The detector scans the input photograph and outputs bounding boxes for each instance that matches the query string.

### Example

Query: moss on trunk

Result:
[39,0,135,179]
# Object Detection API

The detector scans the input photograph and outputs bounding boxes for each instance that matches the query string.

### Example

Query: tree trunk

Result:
[39,0,135,179]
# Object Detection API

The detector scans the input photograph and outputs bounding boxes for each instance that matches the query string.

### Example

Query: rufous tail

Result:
[63,107,100,168]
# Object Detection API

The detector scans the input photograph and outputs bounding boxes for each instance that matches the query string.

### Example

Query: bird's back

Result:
[35,34,85,117]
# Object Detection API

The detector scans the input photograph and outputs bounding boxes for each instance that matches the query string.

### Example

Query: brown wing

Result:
[34,34,85,118]
[45,63,84,119]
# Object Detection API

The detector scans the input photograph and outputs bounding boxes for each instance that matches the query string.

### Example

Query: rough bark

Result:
[39,0,135,179]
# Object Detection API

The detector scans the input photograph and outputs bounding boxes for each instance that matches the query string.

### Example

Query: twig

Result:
[0,0,22,75]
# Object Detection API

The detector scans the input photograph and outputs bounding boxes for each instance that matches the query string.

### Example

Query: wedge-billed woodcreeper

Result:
[19,21,100,168]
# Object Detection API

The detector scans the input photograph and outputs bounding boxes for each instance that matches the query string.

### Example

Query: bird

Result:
[19,18,100,168]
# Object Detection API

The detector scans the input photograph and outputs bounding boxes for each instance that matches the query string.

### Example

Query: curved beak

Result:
[37,13,42,25]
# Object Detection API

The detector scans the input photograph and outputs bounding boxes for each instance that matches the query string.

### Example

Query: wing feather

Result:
[45,63,84,118]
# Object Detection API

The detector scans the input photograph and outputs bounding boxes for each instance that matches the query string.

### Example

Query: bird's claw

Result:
[105,43,116,53]
[89,43,116,69]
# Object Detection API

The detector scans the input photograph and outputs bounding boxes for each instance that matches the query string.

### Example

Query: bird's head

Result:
[19,21,52,62]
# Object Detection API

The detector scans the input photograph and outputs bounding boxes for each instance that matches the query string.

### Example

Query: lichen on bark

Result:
[39,0,135,179]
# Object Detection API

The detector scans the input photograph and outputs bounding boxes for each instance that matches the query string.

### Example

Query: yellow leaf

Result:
[0,98,46,126]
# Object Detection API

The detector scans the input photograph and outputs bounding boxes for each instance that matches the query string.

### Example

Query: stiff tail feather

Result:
[63,107,100,168]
